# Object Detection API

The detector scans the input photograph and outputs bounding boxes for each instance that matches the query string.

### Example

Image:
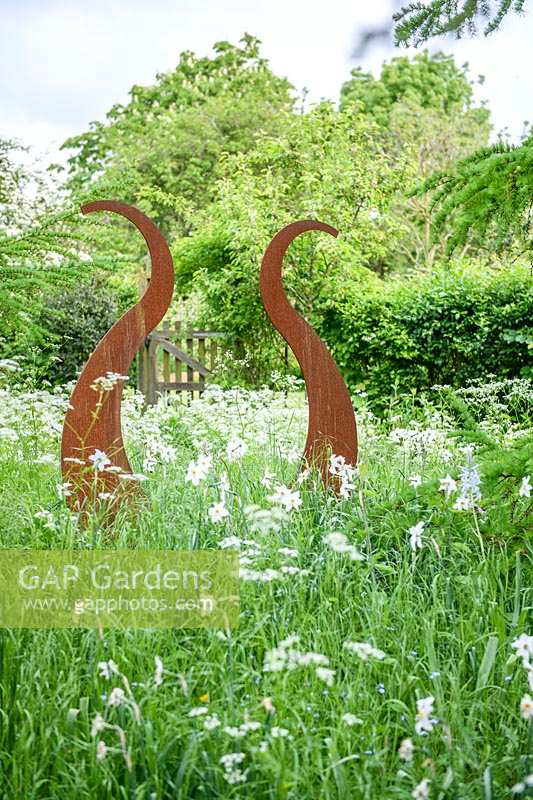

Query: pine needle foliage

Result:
[412,136,533,258]
[394,0,526,46]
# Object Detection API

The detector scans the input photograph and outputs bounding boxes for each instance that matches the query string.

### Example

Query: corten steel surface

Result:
[61,201,175,512]
[260,221,357,484]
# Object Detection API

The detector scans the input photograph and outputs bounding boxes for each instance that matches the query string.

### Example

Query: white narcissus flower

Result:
[511,633,533,666]
[439,475,457,498]
[409,475,422,488]
[226,438,247,462]
[409,521,425,551]
[89,449,111,472]
[269,485,302,511]
[520,693,533,721]
[107,687,125,707]
[185,459,209,486]
[208,502,230,523]
[97,660,119,680]
[415,696,437,735]
[453,495,472,511]
[519,475,531,498]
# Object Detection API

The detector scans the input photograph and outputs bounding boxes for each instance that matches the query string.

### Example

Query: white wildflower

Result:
[89,449,111,472]
[154,656,164,687]
[107,687,125,707]
[415,696,437,735]
[226,438,247,462]
[316,667,335,686]
[96,740,108,761]
[412,777,430,799]
[342,713,363,726]
[438,475,457,498]
[208,501,230,523]
[188,707,208,717]
[519,476,531,498]
[343,641,386,661]
[398,737,414,761]
[520,693,533,721]
[409,521,425,551]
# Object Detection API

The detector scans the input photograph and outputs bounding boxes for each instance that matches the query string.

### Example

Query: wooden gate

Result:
[137,322,225,405]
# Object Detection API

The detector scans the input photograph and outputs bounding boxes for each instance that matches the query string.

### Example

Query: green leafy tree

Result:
[341,53,490,270]
[0,139,90,354]
[60,35,294,236]
[173,102,409,379]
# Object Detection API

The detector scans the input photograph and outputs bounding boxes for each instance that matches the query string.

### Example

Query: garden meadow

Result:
[0,370,531,797]
[1,1,533,798]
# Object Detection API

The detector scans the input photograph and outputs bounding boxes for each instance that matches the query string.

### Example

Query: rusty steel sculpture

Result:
[61,201,174,513]
[60,204,355,515]
[260,221,357,485]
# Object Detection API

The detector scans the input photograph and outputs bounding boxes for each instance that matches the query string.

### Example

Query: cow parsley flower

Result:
[324,532,364,561]
[342,713,363,726]
[316,667,335,686]
[107,687,125,707]
[412,777,430,799]
[96,740,108,761]
[398,737,414,761]
[343,641,386,661]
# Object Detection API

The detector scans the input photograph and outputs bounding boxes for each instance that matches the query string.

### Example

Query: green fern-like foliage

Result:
[394,0,526,46]
[413,136,533,257]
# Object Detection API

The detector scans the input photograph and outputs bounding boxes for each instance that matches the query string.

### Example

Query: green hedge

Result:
[319,262,532,407]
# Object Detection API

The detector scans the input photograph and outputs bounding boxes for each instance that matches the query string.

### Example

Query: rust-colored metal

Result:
[260,221,357,484]
[61,201,175,513]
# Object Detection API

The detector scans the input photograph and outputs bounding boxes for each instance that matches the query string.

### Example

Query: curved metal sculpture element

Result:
[260,221,357,485]
[61,201,175,512]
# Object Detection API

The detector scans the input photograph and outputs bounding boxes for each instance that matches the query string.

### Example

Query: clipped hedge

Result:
[319,261,532,407]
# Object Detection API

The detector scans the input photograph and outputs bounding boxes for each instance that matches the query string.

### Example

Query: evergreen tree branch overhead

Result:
[394,0,526,46]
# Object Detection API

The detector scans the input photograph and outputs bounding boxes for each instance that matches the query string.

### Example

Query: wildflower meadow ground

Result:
[0,373,531,798]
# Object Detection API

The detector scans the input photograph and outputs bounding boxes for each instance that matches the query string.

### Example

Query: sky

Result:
[1,0,532,171]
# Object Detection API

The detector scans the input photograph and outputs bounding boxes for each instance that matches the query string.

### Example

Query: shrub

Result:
[318,261,533,409]
[35,277,136,384]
